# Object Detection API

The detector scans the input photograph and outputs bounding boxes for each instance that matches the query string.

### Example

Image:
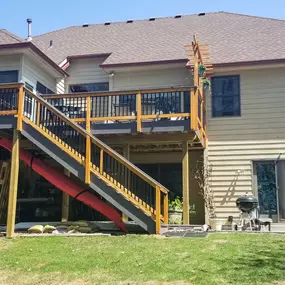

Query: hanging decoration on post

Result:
[184,35,213,89]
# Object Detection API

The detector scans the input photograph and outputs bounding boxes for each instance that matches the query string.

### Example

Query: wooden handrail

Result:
[0,83,24,89]
[42,86,194,99]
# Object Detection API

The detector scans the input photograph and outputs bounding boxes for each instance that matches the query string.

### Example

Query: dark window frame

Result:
[211,75,241,118]
[69,82,109,93]
[36,81,54,95]
[0,70,19,83]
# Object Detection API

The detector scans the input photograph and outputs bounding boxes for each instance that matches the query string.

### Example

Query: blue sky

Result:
[1,0,284,38]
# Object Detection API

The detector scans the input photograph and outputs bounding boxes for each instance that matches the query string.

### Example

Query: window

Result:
[0,70,18,83]
[69,82,109,93]
[212,75,240,117]
[25,82,34,92]
[36,81,54,95]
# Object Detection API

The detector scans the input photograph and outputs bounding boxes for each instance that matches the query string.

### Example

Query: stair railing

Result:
[10,85,169,233]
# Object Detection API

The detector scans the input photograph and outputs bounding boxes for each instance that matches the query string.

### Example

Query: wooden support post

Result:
[99,149,104,174]
[6,129,20,238]
[163,192,169,224]
[155,186,161,234]
[36,102,41,125]
[190,89,196,130]
[122,144,130,222]
[182,140,190,224]
[61,169,70,222]
[136,92,142,133]
[85,96,91,184]
[17,86,24,131]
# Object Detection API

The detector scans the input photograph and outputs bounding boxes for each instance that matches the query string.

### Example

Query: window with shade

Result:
[36,81,54,95]
[211,75,240,117]
[0,70,18,83]
[69,82,109,93]
[69,83,109,118]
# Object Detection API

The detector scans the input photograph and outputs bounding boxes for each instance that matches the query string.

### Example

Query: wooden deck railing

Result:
[42,86,207,146]
[0,83,171,233]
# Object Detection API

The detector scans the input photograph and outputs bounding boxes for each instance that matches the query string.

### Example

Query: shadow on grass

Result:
[207,239,285,283]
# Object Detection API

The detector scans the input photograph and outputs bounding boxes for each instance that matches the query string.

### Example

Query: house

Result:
[0,12,285,236]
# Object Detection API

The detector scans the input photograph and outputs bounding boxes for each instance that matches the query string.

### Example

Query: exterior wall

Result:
[22,55,56,93]
[65,58,109,92]
[0,54,21,80]
[64,59,192,92]
[56,78,65,94]
[206,67,285,219]
[113,67,192,90]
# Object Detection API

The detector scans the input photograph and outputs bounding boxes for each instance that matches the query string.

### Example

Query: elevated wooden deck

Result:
[42,85,206,147]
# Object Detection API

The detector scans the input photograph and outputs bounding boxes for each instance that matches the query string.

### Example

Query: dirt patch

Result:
[0,271,189,285]
[114,280,189,285]
[0,239,14,252]
[0,270,90,285]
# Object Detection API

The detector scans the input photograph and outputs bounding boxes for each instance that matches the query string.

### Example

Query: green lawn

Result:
[0,233,285,285]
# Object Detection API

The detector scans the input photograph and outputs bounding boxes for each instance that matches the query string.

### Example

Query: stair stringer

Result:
[22,122,156,233]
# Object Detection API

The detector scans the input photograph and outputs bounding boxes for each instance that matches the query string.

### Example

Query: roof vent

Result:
[49,40,53,48]
[104,22,111,26]
[174,15,182,18]
[126,20,133,23]
[82,23,89,27]
[26,18,32,42]
[149,18,155,21]
[198,12,206,16]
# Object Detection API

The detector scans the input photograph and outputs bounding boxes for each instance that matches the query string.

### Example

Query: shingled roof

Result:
[28,12,285,67]
[0,29,24,45]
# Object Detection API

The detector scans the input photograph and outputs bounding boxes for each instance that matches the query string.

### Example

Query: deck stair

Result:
[0,85,169,234]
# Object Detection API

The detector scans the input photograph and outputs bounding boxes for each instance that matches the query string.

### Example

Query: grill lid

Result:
[236,195,258,204]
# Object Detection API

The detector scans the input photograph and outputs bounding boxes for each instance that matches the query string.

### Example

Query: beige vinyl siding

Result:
[22,55,56,92]
[56,78,65,94]
[113,67,192,90]
[0,54,21,79]
[65,58,109,90]
[206,67,285,219]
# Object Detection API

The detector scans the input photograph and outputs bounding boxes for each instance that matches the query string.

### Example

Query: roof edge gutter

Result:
[100,59,188,69]
[213,58,285,68]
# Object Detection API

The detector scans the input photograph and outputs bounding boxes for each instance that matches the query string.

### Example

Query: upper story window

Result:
[212,75,240,117]
[0,70,18,83]
[69,82,109,93]
[36,81,54,95]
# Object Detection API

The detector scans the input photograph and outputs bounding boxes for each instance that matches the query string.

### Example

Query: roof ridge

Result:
[0,29,24,43]
[34,11,222,37]
[219,11,285,23]
[33,11,285,39]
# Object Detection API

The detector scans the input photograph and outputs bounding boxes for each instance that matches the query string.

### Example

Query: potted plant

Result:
[169,196,183,224]
[202,77,211,90]
[192,157,224,230]
[198,64,207,77]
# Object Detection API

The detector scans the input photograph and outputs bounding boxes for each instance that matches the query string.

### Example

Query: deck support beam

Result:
[122,144,130,222]
[6,129,20,238]
[61,169,70,222]
[182,140,190,224]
